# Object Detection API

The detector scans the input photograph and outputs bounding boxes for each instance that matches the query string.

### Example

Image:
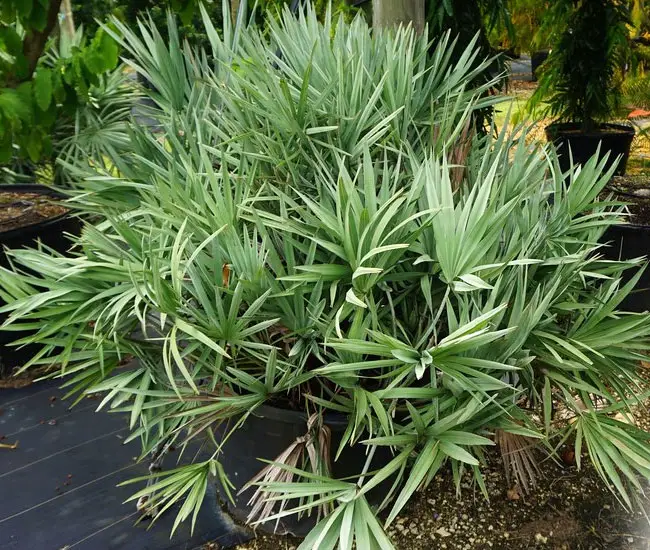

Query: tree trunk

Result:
[231,0,241,24]
[60,0,75,39]
[20,0,63,84]
[372,0,425,34]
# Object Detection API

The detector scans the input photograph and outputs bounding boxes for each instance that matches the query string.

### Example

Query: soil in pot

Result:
[601,175,650,313]
[0,192,68,232]
[608,175,650,223]
[546,123,635,176]
[0,185,80,379]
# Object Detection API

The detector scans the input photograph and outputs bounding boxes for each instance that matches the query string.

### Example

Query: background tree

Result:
[73,0,225,50]
[0,0,120,178]
[60,0,76,38]
[530,0,631,130]
[488,0,552,54]
[372,0,425,34]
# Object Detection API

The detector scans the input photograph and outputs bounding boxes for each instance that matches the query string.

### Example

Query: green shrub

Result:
[623,73,650,109]
[529,0,630,130]
[0,1,128,182]
[2,4,650,548]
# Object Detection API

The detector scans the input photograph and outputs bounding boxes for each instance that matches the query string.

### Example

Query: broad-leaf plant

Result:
[0,0,122,179]
[2,3,650,548]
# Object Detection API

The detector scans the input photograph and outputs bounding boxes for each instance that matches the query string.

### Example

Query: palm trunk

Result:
[60,0,75,38]
[231,0,241,24]
[372,0,425,34]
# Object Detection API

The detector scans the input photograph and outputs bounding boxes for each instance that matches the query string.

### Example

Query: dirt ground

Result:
[0,365,55,388]
[205,400,650,550]
[218,449,650,550]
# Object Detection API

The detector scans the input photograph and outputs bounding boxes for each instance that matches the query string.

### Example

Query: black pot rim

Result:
[546,122,636,138]
[603,220,650,231]
[0,184,72,239]
[604,181,650,229]
[250,402,350,429]
[606,183,650,201]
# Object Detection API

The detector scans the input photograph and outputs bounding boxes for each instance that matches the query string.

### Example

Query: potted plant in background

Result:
[2,4,650,548]
[598,115,650,313]
[600,172,650,312]
[0,183,80,378]
[530,0,635,175]
[0,2,136,378]
[592,1,650,313]
[530,48,549,81]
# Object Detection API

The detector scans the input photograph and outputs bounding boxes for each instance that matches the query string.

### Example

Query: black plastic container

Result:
[546,122,635,176]
[0,185,80,376]
[497,47,519,59]
[531,49,550,81]
[216,404,393,537]
[601,224,650,313]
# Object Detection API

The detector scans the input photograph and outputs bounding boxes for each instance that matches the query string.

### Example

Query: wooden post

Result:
[60,0,75,38]
[372,0,425,34]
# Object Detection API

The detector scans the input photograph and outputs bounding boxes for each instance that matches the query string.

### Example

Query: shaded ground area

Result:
[11,378,647,550]
[0,380,250,550]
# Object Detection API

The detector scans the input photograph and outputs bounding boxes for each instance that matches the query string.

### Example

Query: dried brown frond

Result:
[239,413,332,532]
[449,118,474,191]
[178,386,241,445]
[495,429,541,495]
[222,263,231,287]
[267,324,297,354]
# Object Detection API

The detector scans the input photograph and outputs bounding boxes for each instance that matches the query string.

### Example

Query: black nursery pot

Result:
[531,49,549,81]
[215,404,393,537]
[0,185,80,376]
[546,122,635,176]
[497,47,519,59]
[601,222,650,313]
